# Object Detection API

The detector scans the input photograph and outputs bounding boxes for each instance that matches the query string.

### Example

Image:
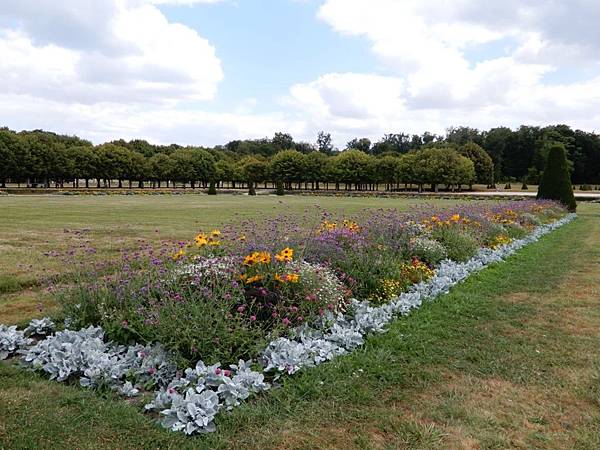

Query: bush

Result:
[480,222,507,247]
[519,213,542,227]
[207,181,217,195]
[275,181,284,196]
[504,222,528,239]
[537,143,576,211]
[431,226,479,262]
[409,237,448,265]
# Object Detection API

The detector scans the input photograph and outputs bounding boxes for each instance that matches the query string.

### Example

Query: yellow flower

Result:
[172,249,186,261]
[208,240,221,247]
[245,275,263,284]
[239,235,246,241]
[195,233,208,247]
[211,229,221,237]
[243,253,258,266]
[274,273,284,282]
[450,214,460,222]
[285,273,299,283]
[257,252,271,264]
[275,247,294,262]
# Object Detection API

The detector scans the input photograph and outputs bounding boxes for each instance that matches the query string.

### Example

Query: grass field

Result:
[1,196,599,449]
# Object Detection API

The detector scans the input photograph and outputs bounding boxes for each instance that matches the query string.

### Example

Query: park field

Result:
[0,195,599,449]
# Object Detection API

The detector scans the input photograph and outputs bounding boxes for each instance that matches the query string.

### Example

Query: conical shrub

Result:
[537,143,576,211]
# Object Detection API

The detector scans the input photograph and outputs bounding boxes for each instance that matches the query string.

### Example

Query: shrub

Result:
[371,258,435,304]
[519,213,542,227]
[480,222,507,247]
[503,222,528,239]
[409,237,448,265]
[537,143,576,211]
[275,181,284,196]
[431,225,479,262]
[207,181,217,195]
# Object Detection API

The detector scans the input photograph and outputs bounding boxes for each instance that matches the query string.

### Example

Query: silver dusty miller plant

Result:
[0,325,33,360]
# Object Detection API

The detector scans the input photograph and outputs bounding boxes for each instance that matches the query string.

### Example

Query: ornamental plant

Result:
[537,143,577,211]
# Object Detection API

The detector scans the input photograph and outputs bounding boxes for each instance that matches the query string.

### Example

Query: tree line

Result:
[0,124,599,192]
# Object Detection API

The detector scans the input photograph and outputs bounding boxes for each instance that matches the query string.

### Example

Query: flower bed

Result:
[0,201,574,435]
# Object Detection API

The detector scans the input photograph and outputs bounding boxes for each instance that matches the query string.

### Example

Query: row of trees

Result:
[0,128,483,191]
[1,123,599,190]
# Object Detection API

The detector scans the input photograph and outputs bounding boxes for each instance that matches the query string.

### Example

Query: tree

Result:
[346,138,372,153]
[316,131,334,155]
[331,150,372,189]
[67,145,98,187]
[484,127,512,182]
[446,126,484,146]
[169,149,197,187]
[304,151,327,189]
[272,132,294,151]
[537,143,577,211]
[374,155,400,189]
[238,156,267,195]
[372,133,412,154]
[268,150,305,189]
[458,142,494,186]
[148,153,174,188]
[0,129,20,187]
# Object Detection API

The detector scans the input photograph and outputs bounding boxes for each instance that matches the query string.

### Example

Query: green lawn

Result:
[0,197,599,449]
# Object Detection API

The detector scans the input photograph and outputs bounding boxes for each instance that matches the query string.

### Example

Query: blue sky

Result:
[0,0,599,146]
[161,0,376,114]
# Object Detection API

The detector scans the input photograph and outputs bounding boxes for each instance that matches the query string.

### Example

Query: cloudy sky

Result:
[1,0,599,146]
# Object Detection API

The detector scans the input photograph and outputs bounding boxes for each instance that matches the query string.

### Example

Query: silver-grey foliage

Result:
[0,325,33,360]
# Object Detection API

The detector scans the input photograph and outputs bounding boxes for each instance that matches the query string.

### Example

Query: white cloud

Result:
[0,1,223,105]
[279,0,600,145]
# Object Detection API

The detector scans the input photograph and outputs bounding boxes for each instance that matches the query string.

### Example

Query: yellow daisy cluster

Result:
[400,259,435,284]
[489,234,512,249]
[318,219,360,233]
[243,251,272,266]
[491,209,518,225]
[194,229,222,248]
[275,247,294,262]
[172,248,186,261]
[422,213,475,230]
[274,273,300,283]
[240,247,298,285]
[372,278,405,303]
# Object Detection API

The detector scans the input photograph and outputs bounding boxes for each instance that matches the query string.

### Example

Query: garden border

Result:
[0,213,577,435]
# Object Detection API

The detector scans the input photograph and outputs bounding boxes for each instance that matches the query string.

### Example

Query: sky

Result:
[1,0,600,147]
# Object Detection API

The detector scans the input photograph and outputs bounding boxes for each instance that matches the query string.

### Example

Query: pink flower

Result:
[250,315,257,322]
[223,370,232,377]
[290,306,298,313]
[327,303,334,311]
[297,316,304,322]
[237,305,246,313]
[215,368,222,375]
[148,367,157,375]
[282,318,291,326]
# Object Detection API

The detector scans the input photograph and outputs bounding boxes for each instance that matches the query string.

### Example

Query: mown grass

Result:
[0,194,457,324]
[0,199,598,449]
